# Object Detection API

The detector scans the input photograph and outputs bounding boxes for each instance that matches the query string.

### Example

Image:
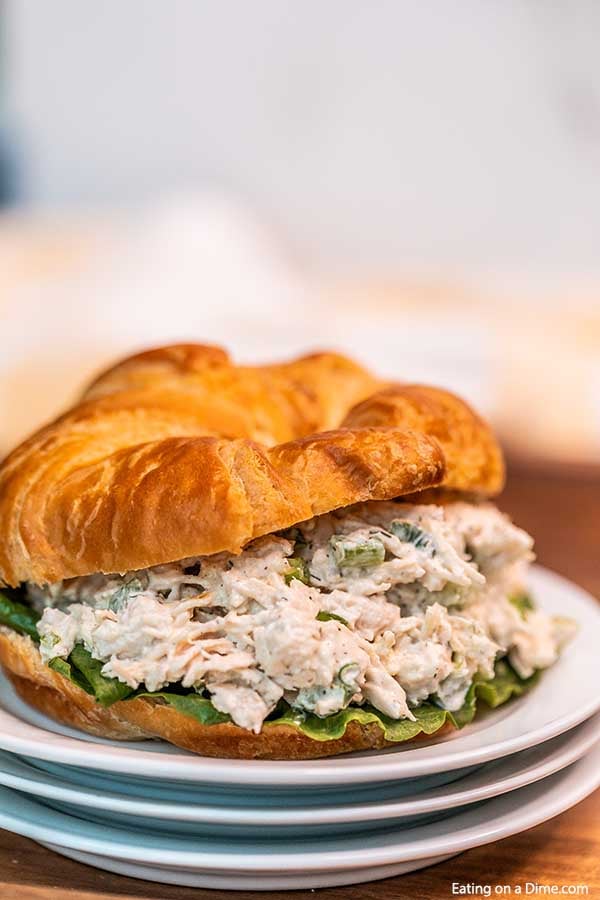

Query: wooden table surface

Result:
[1,462,599,900]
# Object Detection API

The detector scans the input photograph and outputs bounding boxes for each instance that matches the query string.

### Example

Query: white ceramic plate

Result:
[0,567,598,786]
[37,846,458,890]
[3,714,599,838]
[0,741,598,880]
[26,757,475,803]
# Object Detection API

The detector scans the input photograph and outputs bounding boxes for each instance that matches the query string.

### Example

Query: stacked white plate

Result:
[1,566,599,890]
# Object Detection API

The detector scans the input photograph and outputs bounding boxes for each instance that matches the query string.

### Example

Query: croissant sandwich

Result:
[0,344,575,759]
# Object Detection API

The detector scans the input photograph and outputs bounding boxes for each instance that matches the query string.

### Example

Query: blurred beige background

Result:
[2,200,599,466]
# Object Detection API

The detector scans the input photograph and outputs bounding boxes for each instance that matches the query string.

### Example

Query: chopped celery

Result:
[509,593,535,619]
[330,536,385,569]
[390,520,435,555]
[108,577,144,612]
[338,662,360,689]
[316,610,349,626]
[284,557,311,585]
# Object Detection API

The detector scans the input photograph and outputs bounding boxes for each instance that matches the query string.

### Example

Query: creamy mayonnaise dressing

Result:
[31,501,575,733]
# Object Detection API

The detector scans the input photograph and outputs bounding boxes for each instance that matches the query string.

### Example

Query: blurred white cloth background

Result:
[1,196,309,451]
[1,196,599,466]
[0,195,481,447]
[7,1,600,277]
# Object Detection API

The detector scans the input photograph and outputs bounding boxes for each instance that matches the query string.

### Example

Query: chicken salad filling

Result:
[30,501,576,734]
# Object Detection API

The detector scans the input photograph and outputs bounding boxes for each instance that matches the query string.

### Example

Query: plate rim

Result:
[0,713,598,826]
[37,845,458,889]
[0,741,598,871]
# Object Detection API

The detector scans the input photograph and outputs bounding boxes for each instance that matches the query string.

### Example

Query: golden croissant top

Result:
[0,344,503,586]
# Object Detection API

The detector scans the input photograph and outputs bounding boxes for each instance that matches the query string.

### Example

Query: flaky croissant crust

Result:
[0,344,503,586]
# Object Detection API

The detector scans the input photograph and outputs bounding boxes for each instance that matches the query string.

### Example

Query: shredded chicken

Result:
[32,501,575,733]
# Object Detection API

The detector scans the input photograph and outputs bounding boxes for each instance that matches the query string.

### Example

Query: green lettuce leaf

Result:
[48,645,136,706]
[48,656,95,695]
[450,659,539,728]
[45,640,538,741]
[137,659,539,740]
[263,659,539,742]
[49,652,230,720]
[0,593,133,706]
[0,591,41,642]
[137,691,231,725]
[266,697,450,742]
